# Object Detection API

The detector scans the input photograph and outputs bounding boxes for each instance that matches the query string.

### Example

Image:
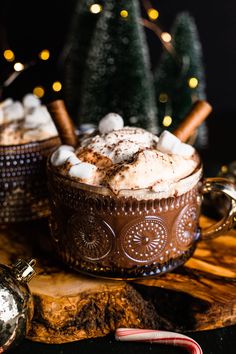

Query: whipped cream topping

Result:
[0,94,58,145]
[80,127,159,164]
[51,119,199,198]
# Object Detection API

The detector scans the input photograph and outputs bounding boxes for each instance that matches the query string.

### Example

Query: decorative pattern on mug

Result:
[175,204,198,249]
[120,217,168,263]
[68,214,115,261]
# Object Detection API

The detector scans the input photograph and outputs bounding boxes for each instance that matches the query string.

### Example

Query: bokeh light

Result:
[162,115,172,127]
[14,62,24,71]
[188,77,199,88]
[161,32,172,43]
[39,49,50,60]
[52,81,62,92]
[90,4,102,14]
[33,86,45,98]
[3,49,15,62]
[147,8,159,20]
[120,10,129,18]
[159,93,168,103]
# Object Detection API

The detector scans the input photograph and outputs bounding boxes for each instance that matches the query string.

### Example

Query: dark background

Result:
[0,0,236,168]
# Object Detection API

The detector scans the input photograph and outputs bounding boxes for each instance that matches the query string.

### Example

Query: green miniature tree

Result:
[154,11,208,147]
[79,0,159,133]
[63,0,104,121]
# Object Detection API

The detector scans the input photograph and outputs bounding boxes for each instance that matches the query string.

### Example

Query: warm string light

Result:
[33,86,45,98]
[120,10,129,18]
[2,48,51,72]
[221,165,228,174]
[1,48,61,98]
[32,81,62,98]
[3,49,15,62]
[52,81,62,92]
[162,115,172,127]
[89,4,102,14]
[142,0,159,20]
[142,18,179,64]
[13,62,24,72]
[159,93,168,103]
[188,77,199,88]
[39,49,50,60]
[147,8,159,20]
[140,0,183,69]
[161,32,172,43]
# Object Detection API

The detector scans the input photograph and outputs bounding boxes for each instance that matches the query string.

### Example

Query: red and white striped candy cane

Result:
[115,328,203,354]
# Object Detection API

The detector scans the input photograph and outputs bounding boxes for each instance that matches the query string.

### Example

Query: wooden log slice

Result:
[0,221,158,344]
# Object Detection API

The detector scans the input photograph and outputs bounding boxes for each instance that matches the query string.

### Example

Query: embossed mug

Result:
[0,137,60,224]
[47,161,236,279]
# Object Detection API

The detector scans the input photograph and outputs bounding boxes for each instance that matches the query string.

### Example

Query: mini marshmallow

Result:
[23,94,41,110]
[68,162,97,179]
[3,101,24,122]
[40,121,58,136]
[66,155,81,166]
[51,148,75,166]
[24,106,51,128]
[98,112,124,134]
[157,130,195,157]
[175,142,195,157]
[57,145,75,152]
[156,130,181,155]
[0,98,13,109]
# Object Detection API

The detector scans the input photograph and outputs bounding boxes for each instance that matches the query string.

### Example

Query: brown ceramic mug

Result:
[47,159,236,279]
[0,137,60,224]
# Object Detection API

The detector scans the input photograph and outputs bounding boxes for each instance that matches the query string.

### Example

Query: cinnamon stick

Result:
[173,100,212,142]
[47,100,77,147]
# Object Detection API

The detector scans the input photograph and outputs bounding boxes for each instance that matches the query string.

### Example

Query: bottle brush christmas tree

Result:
[154,11,208,147]
[63,0,104,121]
[79,0,159,133]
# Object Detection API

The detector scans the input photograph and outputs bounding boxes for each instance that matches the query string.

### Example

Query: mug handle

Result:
[200,177,236,240]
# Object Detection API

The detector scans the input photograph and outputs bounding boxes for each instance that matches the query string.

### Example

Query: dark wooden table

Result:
[8,324,236,354]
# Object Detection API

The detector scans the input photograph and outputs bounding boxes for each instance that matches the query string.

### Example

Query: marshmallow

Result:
[98,113,124,134]
[157,130,195,157]
[40,121,58,136]
[67,155,81,165]
[23,94,41,110]
[57,145,75,152]
[0,98,13,109]
[3,101,24,122]
[51,148,75,166]
[68,162,97,179]
[175,143,195,157]
[24,106,51,128]
[156,130,181,155]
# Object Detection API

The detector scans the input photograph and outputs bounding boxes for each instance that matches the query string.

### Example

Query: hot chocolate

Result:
[48,113,204,278]
[0,95,59,223]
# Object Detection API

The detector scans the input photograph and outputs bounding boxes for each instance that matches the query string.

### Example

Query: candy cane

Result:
[115,328,203,354]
